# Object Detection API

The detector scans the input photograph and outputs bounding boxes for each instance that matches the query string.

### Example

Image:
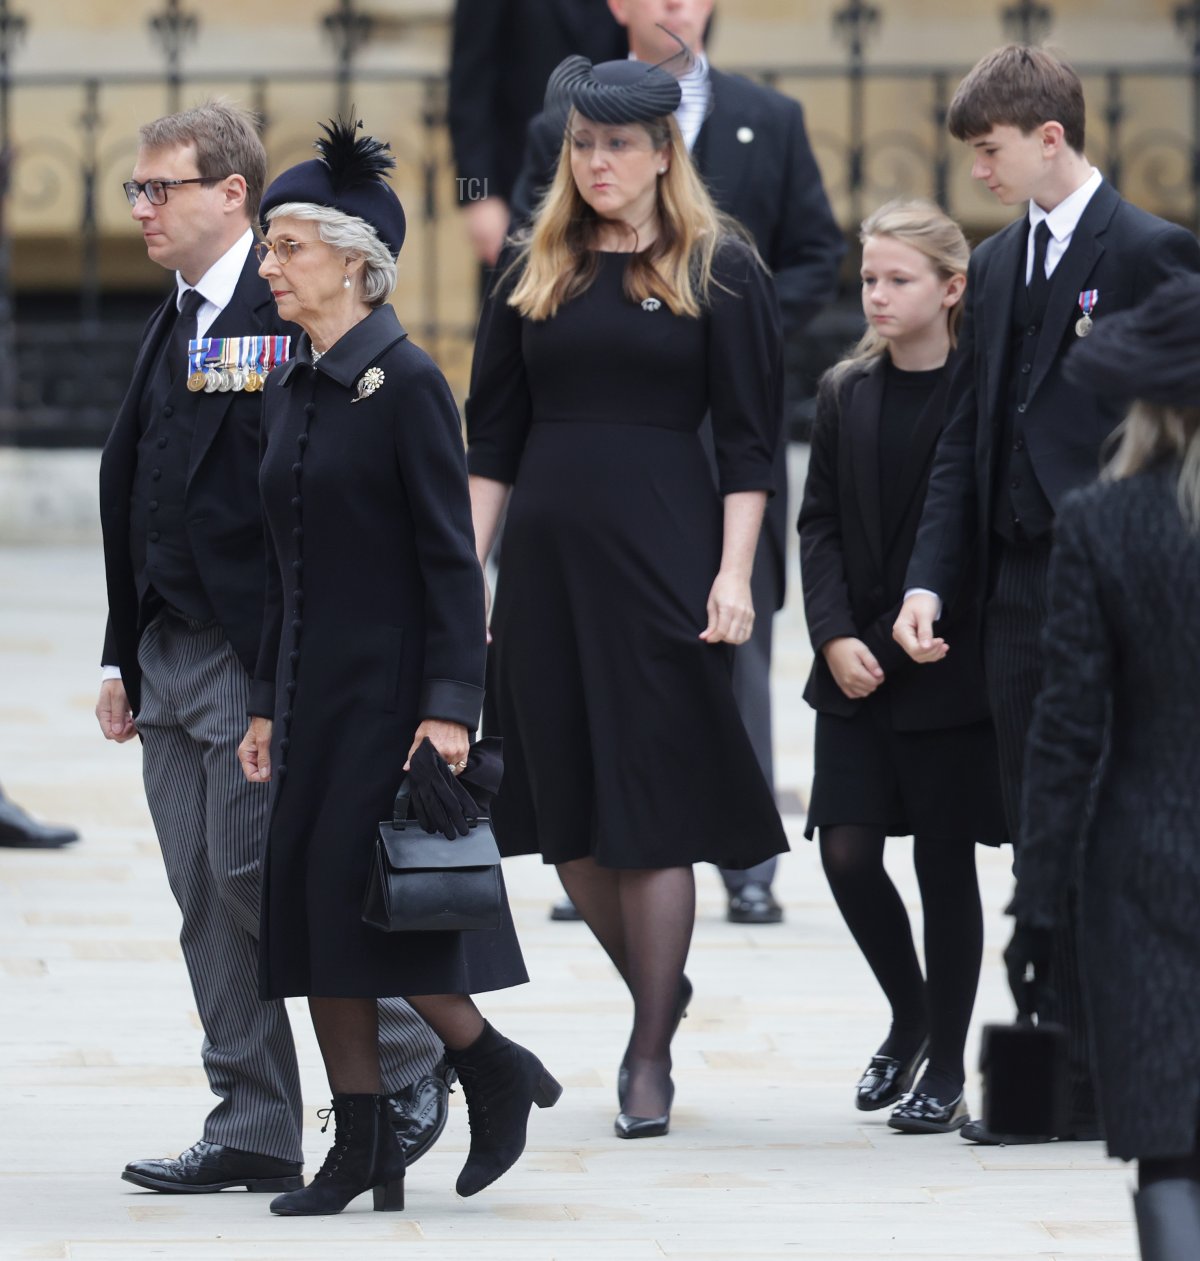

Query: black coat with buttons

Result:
[99,247,299,715]
[251,304,527,1000]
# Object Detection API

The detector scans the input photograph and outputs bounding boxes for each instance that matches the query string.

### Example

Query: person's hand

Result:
[237,717,273,783]
[462,197,510,267]
[699,571,755,646]
[822,636,885,699]
[892,593,949,663]
[406,737,479,839]
[405,720,470,774]
[95,678,137,742]
[1003,921,1054,1018]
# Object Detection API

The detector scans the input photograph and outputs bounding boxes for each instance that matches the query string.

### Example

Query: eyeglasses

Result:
[253,238,313,266]
[123,176,228,207]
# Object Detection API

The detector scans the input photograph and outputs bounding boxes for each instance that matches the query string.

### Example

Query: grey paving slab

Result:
[0,518,1137,1259]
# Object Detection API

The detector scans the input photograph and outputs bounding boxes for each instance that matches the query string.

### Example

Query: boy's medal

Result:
[1075,289,1098,338]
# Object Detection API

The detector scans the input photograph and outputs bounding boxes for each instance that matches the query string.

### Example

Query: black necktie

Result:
[166,287,205,383]
[1027,220,1052,308]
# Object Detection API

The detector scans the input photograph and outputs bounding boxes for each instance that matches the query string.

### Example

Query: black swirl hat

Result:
[545,49,687,127]
[1064,275,1200,406]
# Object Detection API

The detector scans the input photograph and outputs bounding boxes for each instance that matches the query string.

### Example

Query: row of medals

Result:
[188,364,266,393]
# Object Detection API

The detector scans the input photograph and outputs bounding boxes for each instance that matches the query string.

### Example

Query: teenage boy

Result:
[893,44,1200,1145]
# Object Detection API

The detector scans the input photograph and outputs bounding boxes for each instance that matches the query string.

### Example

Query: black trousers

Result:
[983,538,1099,1128]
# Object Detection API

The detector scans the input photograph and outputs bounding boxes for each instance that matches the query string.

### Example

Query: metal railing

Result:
[3,0,1200,444]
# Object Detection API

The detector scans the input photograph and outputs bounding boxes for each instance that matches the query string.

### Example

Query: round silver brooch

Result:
[641,297,662,312]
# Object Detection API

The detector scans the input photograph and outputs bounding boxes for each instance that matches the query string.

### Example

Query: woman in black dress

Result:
[798,201,1006,1134]
[466,55,788,1138]
[237,121,559,1217]
[1007,278,1200,1260]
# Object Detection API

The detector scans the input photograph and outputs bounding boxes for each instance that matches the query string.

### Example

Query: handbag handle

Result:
[392,779,415,830]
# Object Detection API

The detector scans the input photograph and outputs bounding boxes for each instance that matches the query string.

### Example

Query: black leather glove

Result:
[407,738,478,840]
[1003,921,1054,1019]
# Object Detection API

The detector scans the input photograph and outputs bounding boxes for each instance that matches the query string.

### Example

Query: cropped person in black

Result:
[466,54,788,1140]
[798,201,1006,1134]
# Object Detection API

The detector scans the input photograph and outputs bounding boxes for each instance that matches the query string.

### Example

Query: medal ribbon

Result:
[1077,289,1098,318]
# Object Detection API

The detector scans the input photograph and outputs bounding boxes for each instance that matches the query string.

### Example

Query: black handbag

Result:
[362,780,503,932]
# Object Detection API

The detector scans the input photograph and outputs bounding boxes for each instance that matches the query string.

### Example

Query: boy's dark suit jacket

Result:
[906,178,1200,606]
[99,247,299,716]
[448,0,625,206]
[511,67,846,609]
[799,357,990,730]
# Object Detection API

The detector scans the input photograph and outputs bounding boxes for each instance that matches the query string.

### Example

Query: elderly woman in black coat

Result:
[1006,276,1200,1261]
[236,121,558,1218]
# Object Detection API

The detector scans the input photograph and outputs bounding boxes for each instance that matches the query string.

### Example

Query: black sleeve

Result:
[248,383,284,719]
[394,363,488,729]
[1132,218,1200,302]
[448,0,508,203]
[767,98,846,337]
[464,253,533,485]
[509,111,563,228]
[797,376,858,655]
[706,241,784,495]
[1008,497,1113,928]
[101,615,118,668]
[905,254,982,603]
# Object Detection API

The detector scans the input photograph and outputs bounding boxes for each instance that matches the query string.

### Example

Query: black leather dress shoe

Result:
[549,896,583,921]
[615,1077,673,1140]
[855,1039,928,1111]
[888,1090,969,1134]
[121,1140,303,1193]
[387,1067,451,1164]
[726,883,783,924]
[0,796,79,848]
[959,1118,1102,1145]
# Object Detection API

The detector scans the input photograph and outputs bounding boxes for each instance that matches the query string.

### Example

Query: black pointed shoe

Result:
[387,1065,451,1165]
[270,1095,405,1216]
[122,1140,303,1193]
[887,1090,969,1134]
[615,1074,674,1140]
[958,1117,1100,1145]
[726,883,783,924]
[855,1039,928,1112]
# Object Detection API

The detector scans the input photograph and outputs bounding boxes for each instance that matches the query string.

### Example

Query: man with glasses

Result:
[97,99,451,1195]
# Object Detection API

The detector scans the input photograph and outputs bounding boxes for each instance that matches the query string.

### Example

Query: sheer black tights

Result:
[556,856,695,1118]
[819,826,983,1103]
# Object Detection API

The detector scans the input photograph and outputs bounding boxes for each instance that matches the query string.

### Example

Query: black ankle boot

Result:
[444,1021,562,1197]
[269,1094,405,1216]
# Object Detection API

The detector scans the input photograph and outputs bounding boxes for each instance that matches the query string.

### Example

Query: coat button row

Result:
[291,462,303,476]
[305,403,316,418]
[297,433,309,448]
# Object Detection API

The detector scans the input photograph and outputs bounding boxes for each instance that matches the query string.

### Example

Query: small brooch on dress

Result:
[353,366,385,403]
[641,297,661,312]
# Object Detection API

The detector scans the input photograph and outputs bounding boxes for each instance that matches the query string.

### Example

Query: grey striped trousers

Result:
[136,610,443,1162]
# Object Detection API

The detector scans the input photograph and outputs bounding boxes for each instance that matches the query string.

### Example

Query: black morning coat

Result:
[798,357,990,731]
[98,246,299,716]
[906,178,1200,607]
[448,0,625,206]
[509,66,847,611]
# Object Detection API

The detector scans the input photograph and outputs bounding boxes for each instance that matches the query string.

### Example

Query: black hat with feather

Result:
[260,117,406,256]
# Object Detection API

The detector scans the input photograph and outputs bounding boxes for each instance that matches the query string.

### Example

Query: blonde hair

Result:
[506,112,753,321]
[826,198,969,390]
[1104,402,1200,530]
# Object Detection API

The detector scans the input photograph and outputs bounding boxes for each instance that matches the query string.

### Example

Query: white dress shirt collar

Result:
[175,227,254,337]
[1028,167,1103,243]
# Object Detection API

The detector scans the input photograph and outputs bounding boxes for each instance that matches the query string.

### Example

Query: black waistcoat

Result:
[129,324,214,621]
[992,253,1057,543]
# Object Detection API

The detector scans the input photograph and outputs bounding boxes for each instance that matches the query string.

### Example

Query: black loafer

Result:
[0,797,79,848]
[388,1065,451,1165]
[549,897,583,921]
[121,1139,303,1193]
[855,1039,928,1111]
[887,1090,969,1134]
[726,883,783,924]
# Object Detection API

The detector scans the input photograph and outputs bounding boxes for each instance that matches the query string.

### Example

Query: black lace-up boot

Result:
[269,1094,405,1216]
[444,1022,562,1197]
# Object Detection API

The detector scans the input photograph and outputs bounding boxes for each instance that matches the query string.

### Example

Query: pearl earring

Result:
[659,167,667,175]
[343,274,351,289]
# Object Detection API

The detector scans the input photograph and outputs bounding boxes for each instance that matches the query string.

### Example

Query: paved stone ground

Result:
[0,515,1136,1259]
